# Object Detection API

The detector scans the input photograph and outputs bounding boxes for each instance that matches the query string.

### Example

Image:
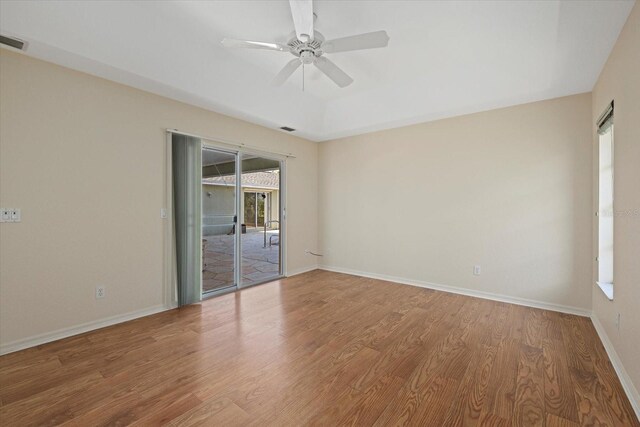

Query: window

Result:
[597,101,614,300]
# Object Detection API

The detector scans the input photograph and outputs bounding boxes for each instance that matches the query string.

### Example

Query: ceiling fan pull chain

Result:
[302,63,305,92]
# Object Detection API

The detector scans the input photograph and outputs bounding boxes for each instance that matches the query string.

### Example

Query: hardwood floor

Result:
[1,270,637,426]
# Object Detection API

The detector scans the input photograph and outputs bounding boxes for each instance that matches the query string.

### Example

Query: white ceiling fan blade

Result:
[221,38,289,52]
[288,0,314,42]
[271,58,302,86]
[322,30,390,54]
[314,56,353,88]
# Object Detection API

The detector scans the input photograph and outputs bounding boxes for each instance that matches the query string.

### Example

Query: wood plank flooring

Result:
[0,270,637,426]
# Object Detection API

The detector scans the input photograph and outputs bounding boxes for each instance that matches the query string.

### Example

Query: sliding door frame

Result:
[200,140,286,295]
[165,130,288,305]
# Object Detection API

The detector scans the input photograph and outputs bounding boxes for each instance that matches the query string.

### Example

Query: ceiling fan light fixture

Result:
[299,51,315,64]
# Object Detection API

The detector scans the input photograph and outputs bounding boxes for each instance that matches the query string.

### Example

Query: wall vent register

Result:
[0,34,26,50]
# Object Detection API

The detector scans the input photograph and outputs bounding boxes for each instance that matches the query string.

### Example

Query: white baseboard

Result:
[318,265,591,316]
[590,314,640,419]
[287,265,319,277]
[0,304,169,356]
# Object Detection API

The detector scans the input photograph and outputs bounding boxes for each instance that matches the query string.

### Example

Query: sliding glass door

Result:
[200,145,284,298]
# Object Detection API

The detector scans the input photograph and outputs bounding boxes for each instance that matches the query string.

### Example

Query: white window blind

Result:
[597,101,614,300]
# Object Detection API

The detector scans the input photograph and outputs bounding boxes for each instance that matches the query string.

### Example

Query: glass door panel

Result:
[240,154,282,287]
[201,146,237,296]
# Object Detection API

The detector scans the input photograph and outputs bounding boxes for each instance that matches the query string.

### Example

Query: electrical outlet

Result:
[160,208,167,219]
[473,265,481,276]
[1,208,21,222]
[10,208,21,222]
[0,208,10,222]
[615,313,621,331]
[96,286,105,299]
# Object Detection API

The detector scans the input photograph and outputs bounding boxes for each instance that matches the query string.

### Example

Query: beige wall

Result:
[319,93,593,311]
[0,50,318,348]
[591,2,640,399]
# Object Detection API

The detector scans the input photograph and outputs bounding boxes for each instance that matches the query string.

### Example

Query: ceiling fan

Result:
[221,0,389,88]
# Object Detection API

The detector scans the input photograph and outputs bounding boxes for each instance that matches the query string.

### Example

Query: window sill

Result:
[596,282,614,301]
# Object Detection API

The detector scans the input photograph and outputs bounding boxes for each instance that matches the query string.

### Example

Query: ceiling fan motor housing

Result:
[288,31,325,61]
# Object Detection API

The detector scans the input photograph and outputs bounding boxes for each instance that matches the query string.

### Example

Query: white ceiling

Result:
[0,1,634,141]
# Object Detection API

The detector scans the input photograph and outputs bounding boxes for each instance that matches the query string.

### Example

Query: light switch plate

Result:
[96,286,105,299]
[10,208,21,222]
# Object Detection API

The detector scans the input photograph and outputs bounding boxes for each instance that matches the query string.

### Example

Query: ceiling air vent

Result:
[280,126,296,132]
[0,35,26,51]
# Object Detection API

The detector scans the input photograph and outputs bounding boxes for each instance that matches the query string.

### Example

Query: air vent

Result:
[0,35,26,51]
[280,126,296,132]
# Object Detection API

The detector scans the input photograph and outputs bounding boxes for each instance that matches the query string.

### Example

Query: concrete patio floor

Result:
[203,229,280,293]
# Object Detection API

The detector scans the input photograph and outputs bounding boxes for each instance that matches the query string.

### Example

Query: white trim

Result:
[0,304,169,356]
[318,265,591,317]
[287,265,318,277]
[590,313,640,419]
